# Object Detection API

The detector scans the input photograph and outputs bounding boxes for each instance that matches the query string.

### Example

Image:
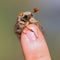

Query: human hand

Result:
[20,24,51,60]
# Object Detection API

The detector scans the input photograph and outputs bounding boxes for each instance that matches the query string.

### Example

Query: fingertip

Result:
[20,24,51,60]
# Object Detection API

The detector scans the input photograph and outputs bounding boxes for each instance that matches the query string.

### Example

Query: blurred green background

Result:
[0,0,60,60]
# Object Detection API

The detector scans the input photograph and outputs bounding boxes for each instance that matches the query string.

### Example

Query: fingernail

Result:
[26,30,37,41]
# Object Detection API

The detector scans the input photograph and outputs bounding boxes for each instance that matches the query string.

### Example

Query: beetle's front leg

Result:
[23,25,38,39]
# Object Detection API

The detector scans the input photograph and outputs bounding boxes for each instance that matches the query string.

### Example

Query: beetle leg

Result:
[25,26,38,38]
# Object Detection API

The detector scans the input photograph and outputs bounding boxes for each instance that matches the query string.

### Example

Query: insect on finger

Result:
[15,7,45,39]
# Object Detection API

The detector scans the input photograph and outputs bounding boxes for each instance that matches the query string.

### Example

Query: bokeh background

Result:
[0,0,60,60]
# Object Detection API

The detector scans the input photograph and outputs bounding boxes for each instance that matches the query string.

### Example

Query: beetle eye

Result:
[23,15,28,19]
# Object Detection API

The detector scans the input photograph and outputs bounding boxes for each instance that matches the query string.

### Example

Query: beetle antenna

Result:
[33,8,39,13]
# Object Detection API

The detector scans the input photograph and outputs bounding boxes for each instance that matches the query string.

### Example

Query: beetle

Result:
[15,8,44,38]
